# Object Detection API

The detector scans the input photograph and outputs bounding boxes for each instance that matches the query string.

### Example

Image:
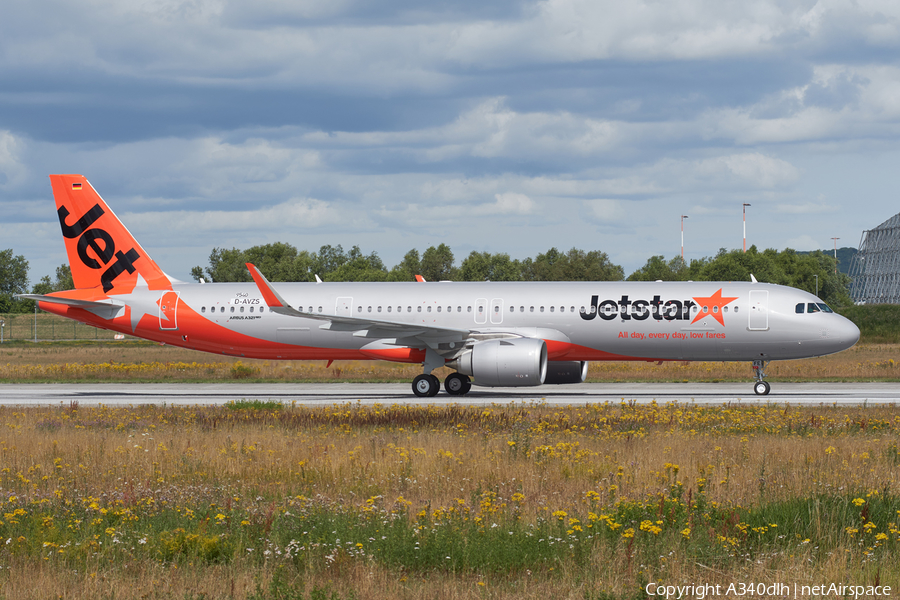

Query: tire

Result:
[754,381,770,396]
[413,374,436,397]
[427,374,440,397]
[445,373,471,396]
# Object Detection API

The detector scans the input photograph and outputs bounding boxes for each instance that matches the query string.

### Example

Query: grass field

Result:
[0,402,899,599]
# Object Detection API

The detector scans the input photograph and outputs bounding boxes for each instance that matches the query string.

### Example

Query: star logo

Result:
[691,288,738,326]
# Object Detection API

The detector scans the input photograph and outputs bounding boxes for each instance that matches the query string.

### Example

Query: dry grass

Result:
[0,342,897,383]
[0,403,899,599]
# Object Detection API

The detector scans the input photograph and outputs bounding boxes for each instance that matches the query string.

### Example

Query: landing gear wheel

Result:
[753,381,770,396]
[444,373,471,396]
[413,374,440,398]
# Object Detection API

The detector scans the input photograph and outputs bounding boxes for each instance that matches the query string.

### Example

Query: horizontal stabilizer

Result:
[15,294,125,320]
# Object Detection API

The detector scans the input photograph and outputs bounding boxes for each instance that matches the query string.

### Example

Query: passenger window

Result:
[540,306,544,312]
[467,306,472,312]
[240,306,245,313]
[358,306,362,312]
[530,306,534,312]
[734,306,739,313]
[368,306,372,312]
[318,306,322,313]
[723,306,728,313]
[437,306,441,312]
[418,306,422,313]
[510,306,514,313]
[230,306,235,313]
[387,306,392,312]
[260,307,264,313]
[796,303,804,314]
[250,306,254,313]
[201,307,206,313]
[494,306,499,313]
[570,306,574,312]
[427,306,432,312]
[377,306,382,312]
[712,306,718,313]
[580,306,585,313]
[408,306,412,312]
[220,307,224,313]
[520,306,524,312]
[457,306,461,312]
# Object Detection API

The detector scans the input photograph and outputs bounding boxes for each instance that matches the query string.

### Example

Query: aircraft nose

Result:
[835,315,860,349]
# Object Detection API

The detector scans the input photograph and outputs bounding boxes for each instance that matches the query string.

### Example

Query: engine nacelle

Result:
[451,338,547,387]
[544,361,588,384]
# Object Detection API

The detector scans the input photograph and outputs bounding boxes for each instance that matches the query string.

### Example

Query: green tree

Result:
[327,246,389,281]
[199,247,253,283]
[628,256,689,281]
[0,249,29,313]
[388,249,422,282]
[532,247,624,281]
[420,244,456,281]
[459,251,524,281]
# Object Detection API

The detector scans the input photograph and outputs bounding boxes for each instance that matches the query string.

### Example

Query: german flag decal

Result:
[72,183,82,190]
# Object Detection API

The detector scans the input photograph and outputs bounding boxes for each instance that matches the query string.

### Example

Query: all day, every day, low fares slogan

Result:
[581,288,737,342]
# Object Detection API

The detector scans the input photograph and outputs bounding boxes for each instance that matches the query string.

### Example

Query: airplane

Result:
[17,174,861,397]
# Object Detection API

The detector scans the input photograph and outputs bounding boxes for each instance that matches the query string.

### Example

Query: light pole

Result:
[831,237,840,274]
[681,215,689,261]
[743,203,751,252]
[0,319,4,344]
[815,274,818,297]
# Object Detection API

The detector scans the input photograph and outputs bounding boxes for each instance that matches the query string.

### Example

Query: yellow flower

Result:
[852,498,866,507]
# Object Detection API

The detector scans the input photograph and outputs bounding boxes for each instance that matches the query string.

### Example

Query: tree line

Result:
[190,242,851,305]
[0,242,852,314]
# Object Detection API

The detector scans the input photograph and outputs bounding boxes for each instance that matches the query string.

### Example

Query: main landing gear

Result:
[411,373,472,397]
[752,359,770,395]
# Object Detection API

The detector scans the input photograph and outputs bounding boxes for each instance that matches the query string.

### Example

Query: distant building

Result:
[849,213,900,304]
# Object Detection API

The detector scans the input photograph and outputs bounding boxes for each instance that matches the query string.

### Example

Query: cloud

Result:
[582,199,626,222]
[476,192,537,215]
[0,130,26,187]
[777,202,837,214]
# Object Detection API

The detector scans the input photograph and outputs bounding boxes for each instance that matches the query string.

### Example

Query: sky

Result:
[2,0,900,285]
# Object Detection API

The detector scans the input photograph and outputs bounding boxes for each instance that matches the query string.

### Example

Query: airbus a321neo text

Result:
[18,175,861,397]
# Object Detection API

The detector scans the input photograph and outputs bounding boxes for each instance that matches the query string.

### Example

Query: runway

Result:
[1,382,898,406]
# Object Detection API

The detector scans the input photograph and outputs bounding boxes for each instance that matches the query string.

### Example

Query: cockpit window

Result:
[796,303,804,314]
[818,303,834,313]
[807,303,820,313]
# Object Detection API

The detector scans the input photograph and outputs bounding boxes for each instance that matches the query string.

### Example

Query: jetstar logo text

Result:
[58,203,140,292]
[580,289,738,324]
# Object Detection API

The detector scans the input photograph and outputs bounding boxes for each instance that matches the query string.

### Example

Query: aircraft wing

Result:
[245,263,472,341]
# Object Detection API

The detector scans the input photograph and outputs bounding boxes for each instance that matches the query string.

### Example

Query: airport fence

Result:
[0,312,137,342]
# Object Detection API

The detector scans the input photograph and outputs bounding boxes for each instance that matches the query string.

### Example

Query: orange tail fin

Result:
[50,174,171,293]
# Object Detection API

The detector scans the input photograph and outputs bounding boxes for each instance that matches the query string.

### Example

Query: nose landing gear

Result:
[752,359,770,395]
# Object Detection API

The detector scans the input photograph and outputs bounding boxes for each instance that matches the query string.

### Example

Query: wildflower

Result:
[852,498,866,507]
